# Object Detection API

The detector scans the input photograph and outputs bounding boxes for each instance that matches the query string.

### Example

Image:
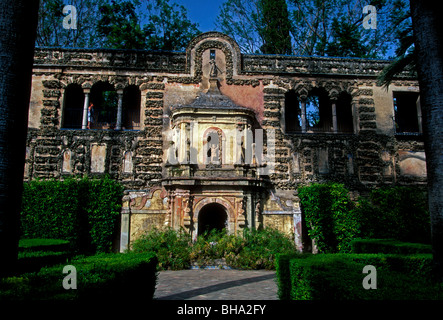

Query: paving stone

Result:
[154,269,278,300]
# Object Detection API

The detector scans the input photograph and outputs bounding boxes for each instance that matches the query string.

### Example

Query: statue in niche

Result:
[209,49,223,78]
[205,131,221,165]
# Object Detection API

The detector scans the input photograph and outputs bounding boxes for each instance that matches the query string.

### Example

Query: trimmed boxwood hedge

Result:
[276,253,442,300]
[20,177,124,254]
[351,238,432,254]
[0,252,158,301]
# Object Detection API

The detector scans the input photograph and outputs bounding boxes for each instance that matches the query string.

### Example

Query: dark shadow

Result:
[156,273,275,300]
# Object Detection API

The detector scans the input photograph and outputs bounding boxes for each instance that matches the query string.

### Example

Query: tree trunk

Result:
[410,0,443,281]
[0,0,40,277]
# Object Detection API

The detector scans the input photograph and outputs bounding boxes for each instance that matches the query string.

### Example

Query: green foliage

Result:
[350,238,432,254]
[276,253,442,300]
[145,0,201,51]
[131,227,192,270]
[36,0,103,48]
[131,227,297,270]
[226,228,296,270]
[20,177,124,254]
[325,19,370,58]
[298,183,359,253]
[298,184,430,253]
[85,177,125,253]
[97,0,152,49]
[354,186,430,243]
[0,252,158,301]
[18,239,70,251]
[257,0,292,54]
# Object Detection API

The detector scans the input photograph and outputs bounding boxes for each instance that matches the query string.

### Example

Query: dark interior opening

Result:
[198,203,228,236]
[393,91,420,134]
[62,83,84,129]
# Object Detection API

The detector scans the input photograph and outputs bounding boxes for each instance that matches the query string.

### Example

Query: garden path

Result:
[154,269,278,300]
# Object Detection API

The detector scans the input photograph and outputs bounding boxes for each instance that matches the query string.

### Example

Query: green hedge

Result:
[298,183,358,253]
[298,184,431,252]
[20,177,124,253]
[351,239,432,254]
[0,252,158,301]
[18,239,70,253]
[276,253,441,300]
[355,186,430,243]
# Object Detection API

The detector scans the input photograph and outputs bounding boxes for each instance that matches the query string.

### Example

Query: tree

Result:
[145,0,201,51]
[217,0,409,57]
[0,0,40,277]
[378,1,416,87]
[36,0,103,48]
[216,0,263,53]
[258,0,292,54]
[289,0,410,58]
[97,0,151,49]
[410,0,443,281]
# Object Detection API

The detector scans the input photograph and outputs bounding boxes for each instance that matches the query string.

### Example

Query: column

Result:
[81,89,90,129]
[300,99,307,133]
[416,96,423,133]
[116,89,124,130]
[332,100,338,133]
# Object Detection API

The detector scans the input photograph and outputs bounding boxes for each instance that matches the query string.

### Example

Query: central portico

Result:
[162,76,269,240]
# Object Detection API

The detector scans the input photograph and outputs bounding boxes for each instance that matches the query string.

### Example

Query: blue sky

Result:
[173,0,224,32]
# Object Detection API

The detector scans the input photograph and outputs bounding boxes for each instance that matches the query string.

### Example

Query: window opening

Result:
[393,92,421,134]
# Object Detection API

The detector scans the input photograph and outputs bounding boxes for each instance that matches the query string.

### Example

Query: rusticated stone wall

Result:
[26,32,426,252]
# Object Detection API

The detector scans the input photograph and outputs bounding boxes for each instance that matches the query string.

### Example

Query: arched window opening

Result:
[285,90,301,132]
[336,92,354,133]
[306,88,332,132]
[90,81,117,129]
[123,85,141,130]
[198,203,228,237]
[62,83,84,129]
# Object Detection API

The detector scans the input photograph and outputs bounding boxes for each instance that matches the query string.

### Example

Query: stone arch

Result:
[186,32,241,80]
[90,81,117,129]
[197,203,228,236]
[193,197,236,236]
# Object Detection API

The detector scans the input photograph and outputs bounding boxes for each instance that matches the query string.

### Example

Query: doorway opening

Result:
[198,203,228,237]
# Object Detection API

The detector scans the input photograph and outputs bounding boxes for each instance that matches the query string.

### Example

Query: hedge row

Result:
[351,238,432,254]
[298,183,357,253]
[298,184,431,253]
[0,252,158,301]
[276,253,441,300]
[20,177,124,254]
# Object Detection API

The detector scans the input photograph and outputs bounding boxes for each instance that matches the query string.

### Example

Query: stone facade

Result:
[26,32,425,252]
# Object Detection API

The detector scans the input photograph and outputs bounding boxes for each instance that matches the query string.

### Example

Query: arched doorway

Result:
[198,203,228,236]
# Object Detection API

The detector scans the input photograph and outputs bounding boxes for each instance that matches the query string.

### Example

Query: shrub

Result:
[132,227,297,270]
[276,253,442,300]
[226,228,296,270]
[0,252,158,301]
[131,227,192,270]
[298,183,358,253]
[18,239,70,252]
[350,238,432,254]
[354,186,430,243]
[20,176,124,254]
